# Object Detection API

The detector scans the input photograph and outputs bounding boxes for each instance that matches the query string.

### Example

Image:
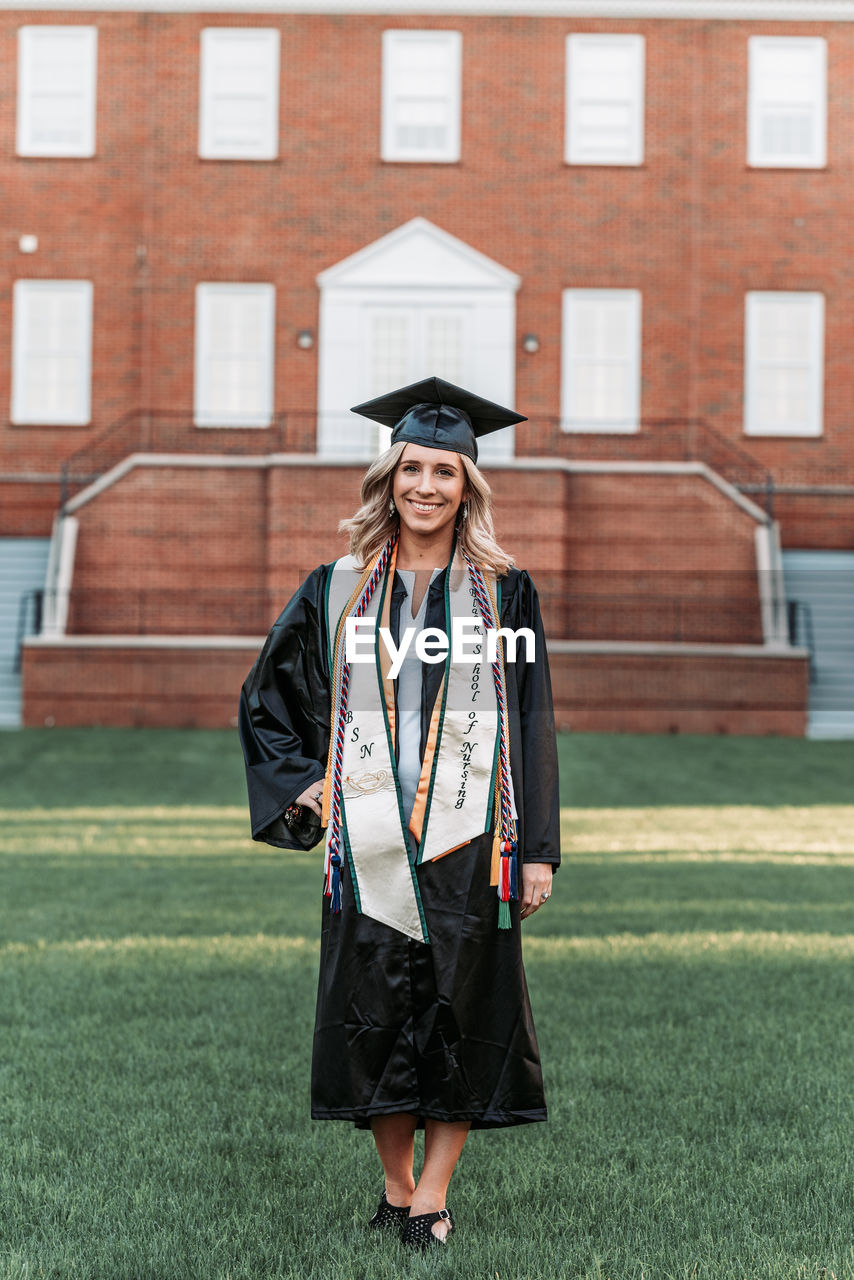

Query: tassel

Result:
[329,853,342,913]
[508,840,519,902]
[498,854,512,930]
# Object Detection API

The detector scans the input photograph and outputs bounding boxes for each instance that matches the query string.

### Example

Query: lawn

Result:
[1,729,853,1280]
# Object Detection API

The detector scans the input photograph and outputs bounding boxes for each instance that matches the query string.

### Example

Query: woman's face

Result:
[392,444,468,541]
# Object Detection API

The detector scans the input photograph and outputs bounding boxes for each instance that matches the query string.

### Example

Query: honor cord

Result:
[462,552,518,927]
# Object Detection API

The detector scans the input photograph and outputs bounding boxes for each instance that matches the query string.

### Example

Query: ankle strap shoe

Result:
[402,1208,454,1249]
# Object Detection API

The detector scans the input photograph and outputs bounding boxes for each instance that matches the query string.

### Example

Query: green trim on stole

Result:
[486,573,503,836]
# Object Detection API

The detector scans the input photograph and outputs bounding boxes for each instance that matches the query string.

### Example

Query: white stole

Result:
[323,547,503,942]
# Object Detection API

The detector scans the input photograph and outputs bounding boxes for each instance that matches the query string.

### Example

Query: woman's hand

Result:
[295,778,326,817]
[520,863,554,919]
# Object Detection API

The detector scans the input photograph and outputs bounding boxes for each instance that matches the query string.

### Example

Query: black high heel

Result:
[367,1190,410,1234]
[402,1208,454,1249]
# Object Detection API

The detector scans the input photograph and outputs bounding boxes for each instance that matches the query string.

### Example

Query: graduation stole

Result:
[320,535,518,944]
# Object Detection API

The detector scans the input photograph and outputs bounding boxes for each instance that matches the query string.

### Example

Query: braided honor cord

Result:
[462,552,518,929]
[324,536,397,913]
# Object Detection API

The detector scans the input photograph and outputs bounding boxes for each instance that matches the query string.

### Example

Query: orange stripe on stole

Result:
[378,540,398,740]
[408,680,444,845]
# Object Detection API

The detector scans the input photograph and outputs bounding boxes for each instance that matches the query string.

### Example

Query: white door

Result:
[317,220,520,466]
[362,304,472,452]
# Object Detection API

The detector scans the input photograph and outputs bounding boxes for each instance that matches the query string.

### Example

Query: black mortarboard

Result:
[350,376,526,463]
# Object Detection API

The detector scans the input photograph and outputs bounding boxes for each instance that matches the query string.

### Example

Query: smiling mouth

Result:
[407,499,442,514]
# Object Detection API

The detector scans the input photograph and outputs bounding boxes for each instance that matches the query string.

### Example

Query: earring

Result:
[461,500,469,520]
[389,497,397,517]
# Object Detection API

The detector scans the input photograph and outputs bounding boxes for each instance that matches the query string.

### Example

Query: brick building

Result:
[3,0,853,734]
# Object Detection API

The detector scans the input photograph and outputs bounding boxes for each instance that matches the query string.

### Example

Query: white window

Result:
[381,30,462,163]
[199,28,280,160]
[194,284,275,427]
[561,289,642,432]
[748,37,826,168]
[11,280,93,425]
[17,26,97,157]
[566,34,644,166]
[744,292,824,437]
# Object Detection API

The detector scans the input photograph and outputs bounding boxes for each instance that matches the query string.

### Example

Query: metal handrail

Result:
[57,408,777,514]
[13,588,43,674]
[787,599,817,679]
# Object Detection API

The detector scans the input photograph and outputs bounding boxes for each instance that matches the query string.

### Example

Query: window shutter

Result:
[17,26,97,157]
[195,284,275,427]
[12,281,93,425]
[382,31,462,162]
[566,34,644,166]
[199,28,279,160]
[748,37,826,168]
[561,289,642,432]
[745,293,824,436]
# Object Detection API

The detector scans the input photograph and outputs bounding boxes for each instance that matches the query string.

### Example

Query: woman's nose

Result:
[416,472,437,493]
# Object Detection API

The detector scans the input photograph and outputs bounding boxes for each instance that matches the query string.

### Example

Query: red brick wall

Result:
[1,10,852,550]
[550,649,808,736]
[560,471,763,641]
[22,639,808,736]
[23,641,257,729]
[773,491,854,550]
[0,479,60,536]
[68,466,270,634]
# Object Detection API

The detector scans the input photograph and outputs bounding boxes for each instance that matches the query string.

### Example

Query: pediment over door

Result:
[317,219,521,461]
[317,217,521,292]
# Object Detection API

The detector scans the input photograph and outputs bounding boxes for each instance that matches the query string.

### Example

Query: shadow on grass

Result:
[4,852,854,945]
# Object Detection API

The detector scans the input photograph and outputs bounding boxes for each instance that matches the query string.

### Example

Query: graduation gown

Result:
[238,564,561,1129]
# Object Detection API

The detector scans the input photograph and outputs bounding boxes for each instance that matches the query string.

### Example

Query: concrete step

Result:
[808,711,854,739]
[782,550,854,723]
[0,537,51,728]
[811,693,854,710]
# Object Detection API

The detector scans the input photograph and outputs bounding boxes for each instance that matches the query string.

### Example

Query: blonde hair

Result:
[339,441,515,576]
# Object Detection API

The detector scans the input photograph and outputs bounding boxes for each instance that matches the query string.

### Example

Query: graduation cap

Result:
[350,376,527,463]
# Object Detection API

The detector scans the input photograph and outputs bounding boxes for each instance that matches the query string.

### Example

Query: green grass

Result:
[3,726,853,809]
[1,730,853,1279]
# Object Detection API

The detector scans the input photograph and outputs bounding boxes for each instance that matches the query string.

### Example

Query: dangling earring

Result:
[461,500,469,521]
[389,497,397,518]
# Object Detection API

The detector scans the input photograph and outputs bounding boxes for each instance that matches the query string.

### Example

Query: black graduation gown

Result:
[238,564,561,1129]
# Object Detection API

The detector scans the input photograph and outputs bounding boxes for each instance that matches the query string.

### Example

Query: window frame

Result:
[744,291,824,438]
[565,33,645,167]
[17,25,98,158]
[11,279,93,426]
[560,287,642,434]
[198,27,280,161]
[381,29,462,164]
[747,35,827,169]
[194,282,276,429]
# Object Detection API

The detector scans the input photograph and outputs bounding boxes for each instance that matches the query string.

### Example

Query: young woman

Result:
[239,377,560,1250]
